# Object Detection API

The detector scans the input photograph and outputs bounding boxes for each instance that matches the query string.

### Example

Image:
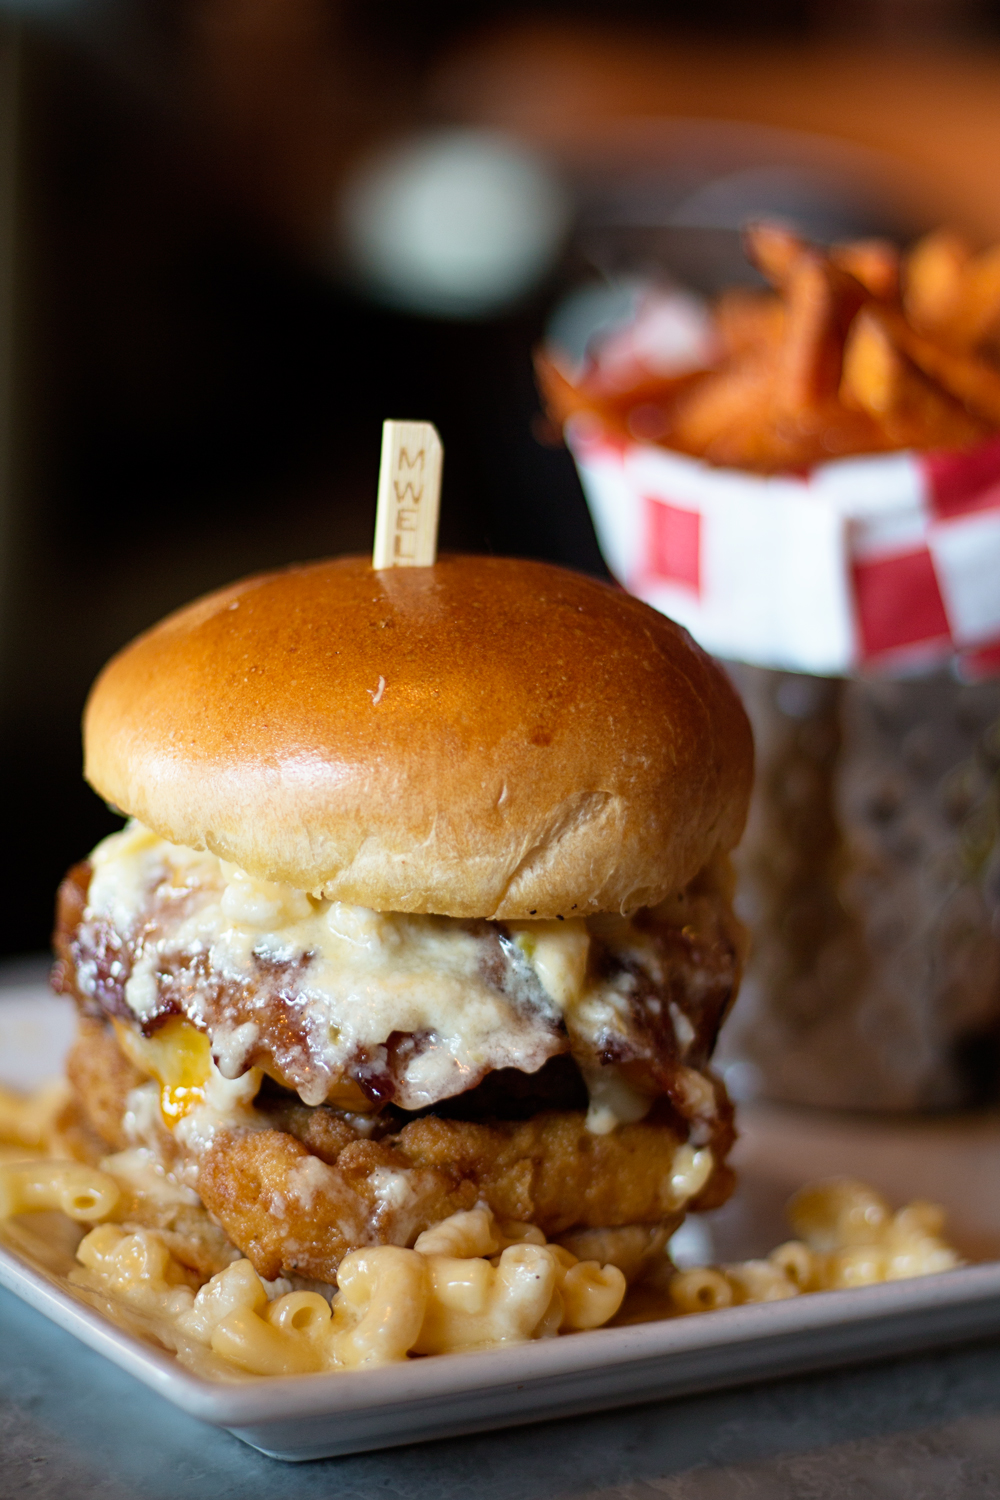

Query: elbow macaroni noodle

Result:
[0,1160,120,1222]
[668,1179,963,1316]
[0,1081,72,1152]
[0,1081,965,1375]
[68,1209,626,1375]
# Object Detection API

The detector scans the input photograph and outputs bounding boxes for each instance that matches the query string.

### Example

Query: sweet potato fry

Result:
[533,349,592,430]
[670,363,886,471]
[533,349,710,445]
[775,254,866,412]
[831,239,899,301]
[715,290,785,360]
[949,243,1000,351]
[668,359,776,462]
[903,230,971,338]
[868,304,1000,424]
[905,233,1000,353]
[842,307,987,448]
[743,223,807,287]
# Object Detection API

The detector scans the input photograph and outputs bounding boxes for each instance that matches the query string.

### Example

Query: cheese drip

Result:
[80,822,701,1129]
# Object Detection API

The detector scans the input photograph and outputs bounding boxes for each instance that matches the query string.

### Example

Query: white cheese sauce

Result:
[82,825,587,1111]
[76,822,715,1130]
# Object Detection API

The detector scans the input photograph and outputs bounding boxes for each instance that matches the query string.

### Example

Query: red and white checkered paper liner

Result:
[570,427,1000,678]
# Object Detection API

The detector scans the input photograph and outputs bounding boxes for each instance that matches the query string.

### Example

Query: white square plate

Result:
[3,978,1000,1463]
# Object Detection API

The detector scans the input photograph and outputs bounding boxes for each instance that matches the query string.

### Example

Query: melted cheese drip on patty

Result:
[82,822,670,1126]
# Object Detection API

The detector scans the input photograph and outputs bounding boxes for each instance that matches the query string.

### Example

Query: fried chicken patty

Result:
[197,1113,729,1283]
[66,1015,734,1282]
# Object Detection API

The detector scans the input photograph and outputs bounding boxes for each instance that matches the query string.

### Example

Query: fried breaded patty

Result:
[66,1020,733,1283]
[197,1129,479,1281]
[195,1108,722,1282]
[65,1018,239,1277]
[194,1110,722,1284]
[66,1016,145,1153]
[59,833,739,1285]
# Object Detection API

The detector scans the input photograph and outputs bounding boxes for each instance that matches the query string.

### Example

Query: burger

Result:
[52,554,752,1290]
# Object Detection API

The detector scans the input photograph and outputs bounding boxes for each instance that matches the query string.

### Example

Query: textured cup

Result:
[719,666,1000,1111]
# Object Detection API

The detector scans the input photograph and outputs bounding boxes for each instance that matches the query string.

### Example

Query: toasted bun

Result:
[84,555,752,918]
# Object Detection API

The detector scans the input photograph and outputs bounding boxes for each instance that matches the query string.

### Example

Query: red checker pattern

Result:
[923,438,1000,520]
[645,496,701,593]
[852,547,952,659]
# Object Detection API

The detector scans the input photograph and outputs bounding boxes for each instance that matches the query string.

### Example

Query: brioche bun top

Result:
[83,554,752,918]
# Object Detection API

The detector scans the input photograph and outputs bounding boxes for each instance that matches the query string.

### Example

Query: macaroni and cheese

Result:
[668,1179,963,1315]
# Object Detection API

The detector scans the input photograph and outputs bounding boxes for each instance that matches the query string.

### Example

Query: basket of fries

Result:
[538,225,1000,1111]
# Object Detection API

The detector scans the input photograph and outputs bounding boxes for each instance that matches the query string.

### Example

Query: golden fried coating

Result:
[258,1095,363,1166]
[66,1017,145,1152]
[47,1095,112,1168]
[67,1018,733,1284]
[196,1108,716,1282]
[392,1113,695,1236]
[197,1130,477,1282]
[63,1018,235,1276]
[106,1176,239,1279]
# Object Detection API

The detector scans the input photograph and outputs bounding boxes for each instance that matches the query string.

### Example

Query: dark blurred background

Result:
[4,0,1000,953]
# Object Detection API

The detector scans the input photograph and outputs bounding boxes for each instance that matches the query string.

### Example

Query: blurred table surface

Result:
[4,1283,1000,1499]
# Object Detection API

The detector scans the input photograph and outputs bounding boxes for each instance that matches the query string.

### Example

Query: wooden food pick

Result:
[372,420,443,569]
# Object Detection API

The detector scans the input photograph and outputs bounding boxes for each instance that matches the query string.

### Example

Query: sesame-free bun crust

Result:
[84,555,752,918]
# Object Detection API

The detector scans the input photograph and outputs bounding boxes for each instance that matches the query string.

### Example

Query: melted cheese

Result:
[114,1017,214,1125]
[83,822,680,1130]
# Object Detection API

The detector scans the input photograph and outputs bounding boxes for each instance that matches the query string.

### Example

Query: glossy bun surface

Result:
[84,554,752,917]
